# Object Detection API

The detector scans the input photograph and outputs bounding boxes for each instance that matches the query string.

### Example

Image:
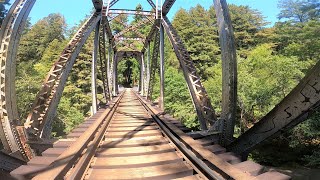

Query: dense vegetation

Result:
[0,0,319,168]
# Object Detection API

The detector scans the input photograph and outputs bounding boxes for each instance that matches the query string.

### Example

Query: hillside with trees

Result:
[0,0,319,169]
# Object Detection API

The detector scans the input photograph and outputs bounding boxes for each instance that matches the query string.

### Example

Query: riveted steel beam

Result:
[99,23,111,103]
[92,23,100,114]
[24,13,101,140]
[214,0,238,146]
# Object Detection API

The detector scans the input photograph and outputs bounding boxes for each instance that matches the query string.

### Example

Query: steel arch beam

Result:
[0,0,36,160]
[24,13,101,140]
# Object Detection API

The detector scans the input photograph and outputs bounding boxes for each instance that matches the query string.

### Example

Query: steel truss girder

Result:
[112,17,146,40]
[161,16,218,130]
[116,37,144,41]
[24,13,101,140]
[99,23,111,102]
[147,27,160,100]
[0,0,36,161]
[108,9,155,16]
[162,0,176,15]
[228,56,320,155]
[113,18,151,40]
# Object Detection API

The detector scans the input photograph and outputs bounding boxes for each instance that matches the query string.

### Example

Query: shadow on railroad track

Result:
[11,100,164,179]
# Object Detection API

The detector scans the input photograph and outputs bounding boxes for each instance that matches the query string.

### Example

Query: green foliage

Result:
[274,20,320,61]
[228,5,269,56]
[237,44,306,129]
[0,0,10,25]
[164,67,199,129]
[278,0,320,23]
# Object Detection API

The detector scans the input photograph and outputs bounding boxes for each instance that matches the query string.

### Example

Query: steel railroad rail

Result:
[11,89,290,180]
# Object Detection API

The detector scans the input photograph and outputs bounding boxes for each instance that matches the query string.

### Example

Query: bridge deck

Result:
[10,89,290,179]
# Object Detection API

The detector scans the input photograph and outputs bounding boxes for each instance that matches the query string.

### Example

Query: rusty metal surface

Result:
[24,13,101,140]
[0,0,36,160]
[214,0,238,146]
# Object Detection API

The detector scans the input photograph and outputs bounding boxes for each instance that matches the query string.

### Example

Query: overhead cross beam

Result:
[116,37,144,41]
[108,9,155,16]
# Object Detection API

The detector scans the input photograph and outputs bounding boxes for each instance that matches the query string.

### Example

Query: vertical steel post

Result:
[214,0,238,146]
[91,23,100,114]
[113,53,118,96]
[146,42,151,96]
[107,45,112,98]
[159,23,165,110]
[140,53,145,95]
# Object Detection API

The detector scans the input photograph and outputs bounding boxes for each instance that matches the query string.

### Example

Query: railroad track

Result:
[11,89,290,179]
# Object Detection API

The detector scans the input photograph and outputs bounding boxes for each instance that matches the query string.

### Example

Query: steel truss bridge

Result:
[0,0,318,179]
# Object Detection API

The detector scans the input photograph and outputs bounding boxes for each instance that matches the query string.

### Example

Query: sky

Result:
[8,0,281,28]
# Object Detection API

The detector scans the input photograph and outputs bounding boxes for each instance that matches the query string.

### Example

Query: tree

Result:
[0,0,10,25]
[172,5,220,79]
[278,0,320,23]
[227,5,268,56]
[18,13,66,63]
